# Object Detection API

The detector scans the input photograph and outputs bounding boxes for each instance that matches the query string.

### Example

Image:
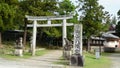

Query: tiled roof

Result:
[102,33,119,39]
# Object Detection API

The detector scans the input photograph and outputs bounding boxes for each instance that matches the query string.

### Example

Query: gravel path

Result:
[5,50,120,68]
[20,50,64,68]
[109,53,120,68]
[0,50,64,68]
[0,50,82,68]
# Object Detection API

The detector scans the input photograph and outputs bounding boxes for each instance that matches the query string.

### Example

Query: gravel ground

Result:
[0,50,64,68]
[0,50,82,68]
[108,53,120,68]
[3,50,120,68]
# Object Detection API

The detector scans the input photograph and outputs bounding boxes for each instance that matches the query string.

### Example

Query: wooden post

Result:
[23,18,27,49]
[0,32,2,47]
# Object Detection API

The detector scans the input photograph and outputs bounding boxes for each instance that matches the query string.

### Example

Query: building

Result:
[102,33,120,52]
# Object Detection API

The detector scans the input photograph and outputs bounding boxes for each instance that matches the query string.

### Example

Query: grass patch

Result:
[84,52,111,68]
[0,41,50,59]
[0,49,49,60]
[36,49,49,56]
[55,52,111,68]
[0,54,18,60]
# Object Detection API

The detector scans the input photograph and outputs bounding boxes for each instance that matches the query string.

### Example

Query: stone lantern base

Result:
[14,48,23,57]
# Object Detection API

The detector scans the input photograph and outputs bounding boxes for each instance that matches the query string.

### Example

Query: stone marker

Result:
[70,24,84,67]
[14,37,23,57]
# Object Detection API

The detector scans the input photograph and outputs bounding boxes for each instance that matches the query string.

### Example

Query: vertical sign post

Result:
[73,24,83,55]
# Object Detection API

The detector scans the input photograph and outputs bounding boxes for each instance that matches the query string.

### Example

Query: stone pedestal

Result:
[70,54,84,67]
[63,50,72,60]
[14,48,23,57]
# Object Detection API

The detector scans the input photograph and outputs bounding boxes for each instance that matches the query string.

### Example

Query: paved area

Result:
[108,53,120,68]
[0,50,82,68]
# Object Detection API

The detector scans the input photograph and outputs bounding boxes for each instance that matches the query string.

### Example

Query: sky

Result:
[98,0,120,17]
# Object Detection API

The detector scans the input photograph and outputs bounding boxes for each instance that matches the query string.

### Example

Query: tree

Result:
[116,21,120,37]
[19,0,77,41]
[58,0,78,40]
[58,0,75,15]
[19,0,62,47]
[118,10,120,19]
[19,0,58,16]
[116,10,120,37]
[111,16,117,25]
[109,16,117,31]
[78,0,110,51]
[0,2,16,46]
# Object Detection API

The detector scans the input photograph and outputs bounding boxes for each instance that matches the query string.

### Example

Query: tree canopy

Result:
[0,3,16,31]
[0,0,112,47]
[78,0,110,38]
[16,0,77,46]
[0,0,18,45]
[19,0,58,16]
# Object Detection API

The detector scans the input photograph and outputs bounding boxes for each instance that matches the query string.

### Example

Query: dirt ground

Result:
[108,53,120,68]
[0,50,82,68]
[0,50,120,68]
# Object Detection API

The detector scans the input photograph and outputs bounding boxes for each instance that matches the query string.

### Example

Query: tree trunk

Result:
[23,18,27,48]
[87,38,91,51]
[0,32,2,47]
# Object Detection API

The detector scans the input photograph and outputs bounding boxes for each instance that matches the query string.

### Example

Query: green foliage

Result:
[58,0,75,15]
[111,16,117,25]
[19,0,77,40]
[58,0,78,40]
[0,0,77,45]
[20,0,58,16]
[116,21,120,37]
[117,10,120,19]
[116,10,120,37]
[44,27,61,37]
[19,0,61,38]
[0,3,16,32]
[78,0,110,38]
[0,1,19,46]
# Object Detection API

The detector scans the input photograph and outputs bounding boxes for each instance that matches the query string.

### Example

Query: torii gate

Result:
[25,15,74,56]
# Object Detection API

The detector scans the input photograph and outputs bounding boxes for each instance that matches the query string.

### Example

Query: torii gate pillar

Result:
[62,19,67,47]
[32,20,37,56]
